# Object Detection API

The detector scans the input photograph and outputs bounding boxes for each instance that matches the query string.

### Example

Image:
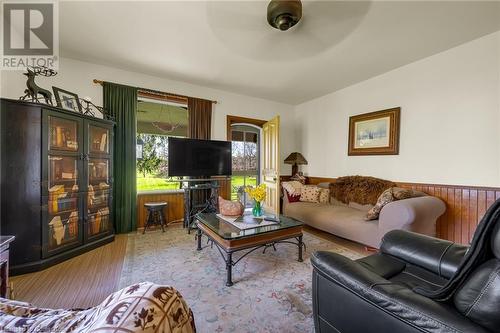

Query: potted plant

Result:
[245,184,267,217]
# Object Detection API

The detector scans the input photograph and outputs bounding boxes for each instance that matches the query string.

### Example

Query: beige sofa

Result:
[283,184,446,248]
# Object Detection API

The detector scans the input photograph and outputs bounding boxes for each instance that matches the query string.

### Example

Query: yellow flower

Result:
[245,184,267,202]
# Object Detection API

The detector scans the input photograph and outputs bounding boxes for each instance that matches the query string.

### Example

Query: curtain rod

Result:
[92,79,217,104]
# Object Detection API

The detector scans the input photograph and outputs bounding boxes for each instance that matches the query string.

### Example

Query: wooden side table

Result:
[0,236,15,298]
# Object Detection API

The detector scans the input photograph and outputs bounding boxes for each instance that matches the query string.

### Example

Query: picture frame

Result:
[348,107,400,156]
[52,87,82,113]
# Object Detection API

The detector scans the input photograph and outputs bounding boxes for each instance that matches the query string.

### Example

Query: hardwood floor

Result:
[9,227,369,309]
[10,234,128,309]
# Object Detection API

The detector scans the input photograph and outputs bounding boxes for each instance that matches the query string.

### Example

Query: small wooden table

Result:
[0,236,15,298]
[195,213,304,286]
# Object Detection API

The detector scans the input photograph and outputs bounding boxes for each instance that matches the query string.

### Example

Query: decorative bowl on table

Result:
[218,196,244,216]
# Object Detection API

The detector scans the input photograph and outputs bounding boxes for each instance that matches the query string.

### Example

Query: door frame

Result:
[226,115,266,140]
[226,115,267,199]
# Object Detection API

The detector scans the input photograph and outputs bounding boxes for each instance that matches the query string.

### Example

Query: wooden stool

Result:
[143,202,168,234]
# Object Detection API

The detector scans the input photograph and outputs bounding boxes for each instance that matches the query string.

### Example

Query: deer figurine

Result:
[20,66,56,105]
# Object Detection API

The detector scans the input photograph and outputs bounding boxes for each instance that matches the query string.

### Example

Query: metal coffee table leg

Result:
[226,252,233,287]
[298,235,303,262]
[196,228,202,251]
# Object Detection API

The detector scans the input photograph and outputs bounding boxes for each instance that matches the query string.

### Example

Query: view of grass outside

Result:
[137,172,180,191]
[230,127,259,203]
[230,175,257,201]
[137,174,255,193]
[136,133,180,192]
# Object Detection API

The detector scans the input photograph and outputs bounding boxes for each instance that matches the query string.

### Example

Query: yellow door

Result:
[262,116,280,216]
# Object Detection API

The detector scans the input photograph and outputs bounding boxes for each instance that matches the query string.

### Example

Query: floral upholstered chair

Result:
[0,282,196,332]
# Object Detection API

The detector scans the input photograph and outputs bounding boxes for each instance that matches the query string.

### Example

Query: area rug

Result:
[119,225,363,333]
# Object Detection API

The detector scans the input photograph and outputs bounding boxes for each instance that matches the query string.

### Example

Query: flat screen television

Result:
[168,137,232,177]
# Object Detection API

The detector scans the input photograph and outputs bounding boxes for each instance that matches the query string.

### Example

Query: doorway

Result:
[230,124,261,206]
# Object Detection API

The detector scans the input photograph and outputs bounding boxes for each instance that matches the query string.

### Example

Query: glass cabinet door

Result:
[87,158,112,236]
[47,155,81,252]
[89,125,110,155]
[49,116,79,152]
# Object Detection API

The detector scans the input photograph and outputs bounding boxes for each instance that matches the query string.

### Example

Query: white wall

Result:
[0,57,297,172]
[295,31,500,187]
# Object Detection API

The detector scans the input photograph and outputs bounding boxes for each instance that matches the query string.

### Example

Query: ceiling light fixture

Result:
[267,0,302,31]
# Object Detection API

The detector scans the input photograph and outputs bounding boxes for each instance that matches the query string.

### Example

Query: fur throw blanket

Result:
[329,176,396,205]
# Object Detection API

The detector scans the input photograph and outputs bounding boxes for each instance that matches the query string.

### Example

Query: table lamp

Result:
[284,152,308,176]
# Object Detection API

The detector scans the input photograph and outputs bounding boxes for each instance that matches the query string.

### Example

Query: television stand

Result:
[179,178,225,233]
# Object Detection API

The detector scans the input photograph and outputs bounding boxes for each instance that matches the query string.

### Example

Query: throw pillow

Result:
[282,181,303,196]
[319,188,330,204]
[290,173,306,184]
[365,187,422,220]
[300,185,321,203]
[285,189,301,203]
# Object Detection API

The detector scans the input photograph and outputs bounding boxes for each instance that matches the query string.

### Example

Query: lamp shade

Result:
[284,152,308,165]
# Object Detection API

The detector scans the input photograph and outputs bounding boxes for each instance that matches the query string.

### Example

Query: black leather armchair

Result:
[311,229,500,333]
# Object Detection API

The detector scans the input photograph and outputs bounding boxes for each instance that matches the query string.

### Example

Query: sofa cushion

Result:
[319,188,330,204]
[285,202,381,247]
[300,185,321,203]
[348,201,374,212]
[282,180,303,196]
[330,197,348,207]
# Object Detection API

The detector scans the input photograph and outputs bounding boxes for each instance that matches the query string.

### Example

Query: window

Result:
[136,99,188,191]
[230,124,260,205]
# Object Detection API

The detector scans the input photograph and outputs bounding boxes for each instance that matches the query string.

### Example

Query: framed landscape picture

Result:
[348,107,400,155]
[52,87,82,113]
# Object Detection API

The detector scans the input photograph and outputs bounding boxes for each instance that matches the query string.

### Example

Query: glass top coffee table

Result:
[195,213,304,286]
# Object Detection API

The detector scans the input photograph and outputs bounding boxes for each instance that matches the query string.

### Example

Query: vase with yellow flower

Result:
[245,184,267,217]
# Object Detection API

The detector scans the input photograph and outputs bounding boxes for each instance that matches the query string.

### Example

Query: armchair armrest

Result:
[378,196,446,239]
[311,251,487,333]
[381,230,468,278]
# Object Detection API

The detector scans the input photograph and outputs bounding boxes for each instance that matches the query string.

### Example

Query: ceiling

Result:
[60,1,500,105]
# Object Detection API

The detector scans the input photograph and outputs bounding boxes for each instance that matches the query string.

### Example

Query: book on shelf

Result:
[98,207,109,232]
[57,193,75,211]
[61,172,74,179]
[55,127,64,147]
[100,133,107,152]
[48,215,65,246]
[49,184,65,194]
[48,185,65,214]
[68,211,78,237]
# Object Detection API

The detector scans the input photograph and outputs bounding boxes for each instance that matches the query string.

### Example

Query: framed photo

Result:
[348,107,400,155]
[52,87,82,113]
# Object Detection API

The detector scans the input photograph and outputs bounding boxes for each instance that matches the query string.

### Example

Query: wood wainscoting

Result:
[137,191,185,229]
[283,176,500,245]
[397,182,500,245]
[136,177,231,229]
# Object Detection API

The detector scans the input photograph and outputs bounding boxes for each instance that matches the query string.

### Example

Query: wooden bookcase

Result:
[0,98,115,275]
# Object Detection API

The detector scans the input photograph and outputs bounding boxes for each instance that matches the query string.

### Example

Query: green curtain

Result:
[103,82,138,233]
